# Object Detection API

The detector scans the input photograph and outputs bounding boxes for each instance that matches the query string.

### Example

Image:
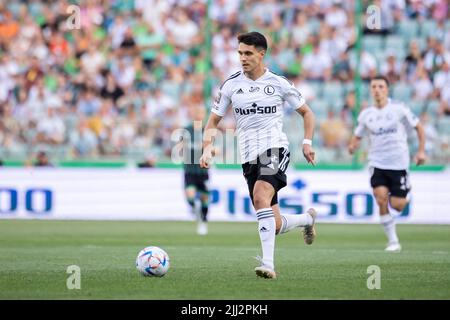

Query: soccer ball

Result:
[136,246,170,277]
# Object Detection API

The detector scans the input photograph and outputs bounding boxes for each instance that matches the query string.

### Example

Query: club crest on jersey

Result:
[249,86,260,93]
[264,85,275,95]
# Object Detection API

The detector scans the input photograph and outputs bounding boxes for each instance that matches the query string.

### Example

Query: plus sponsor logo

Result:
[209,177,410,218]
[234,103,276,116]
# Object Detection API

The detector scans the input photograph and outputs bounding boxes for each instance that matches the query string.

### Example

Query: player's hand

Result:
[302,144,316,166]
[199,150,212,168]
[414,151,426,166]
[348,143,356,155]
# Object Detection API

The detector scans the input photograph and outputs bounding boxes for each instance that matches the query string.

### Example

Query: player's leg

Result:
[371,167,401,250]
[373,186,390,215]
[389,196,408,212]
[199,191,209,222]
[184,176,197,216]
[384,170,410,251]
[253,180,277,278]
[268,147,317,244]
[373,185,401,251]
[195,191,209,235]
[271,203,283,232]
[196,176,209,235]
[273,202,316,244]
[389,169,410,213]
[242,164,277,278]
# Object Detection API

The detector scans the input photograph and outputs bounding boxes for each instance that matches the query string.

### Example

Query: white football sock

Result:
[380,214,399,244]
[279,213,313,234]
[256,208,276,270]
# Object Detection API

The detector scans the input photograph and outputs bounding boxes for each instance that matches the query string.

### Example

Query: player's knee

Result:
[375,195,388,207]
[390,199,407,211]
[253,191,271,209]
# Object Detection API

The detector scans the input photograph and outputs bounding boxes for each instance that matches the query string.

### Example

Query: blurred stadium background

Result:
[0,0,449,167]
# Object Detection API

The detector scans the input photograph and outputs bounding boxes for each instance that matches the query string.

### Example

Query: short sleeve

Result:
[212,87,231,117]
[354,111,367,137]
[400,103,419,128]
[281,79,306,110]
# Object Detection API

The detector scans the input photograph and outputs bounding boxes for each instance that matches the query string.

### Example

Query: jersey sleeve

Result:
[211,85,231,117]
[354,111,367,137]
[280,79,306,109]
[400,103,420,128]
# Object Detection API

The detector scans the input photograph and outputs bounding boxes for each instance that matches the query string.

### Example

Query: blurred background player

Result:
[182,106,210,235]
[200,32,317,279]
[348,75,426,252]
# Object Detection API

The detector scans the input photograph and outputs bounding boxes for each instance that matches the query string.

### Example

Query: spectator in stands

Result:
[412,65,433,101]
[340,90,357,126]
[359,50,378,81]
[438,84,450,117]
[320,108,350,149]
[333,50,352,82]
[419,112,439,159]
[424,40,450,76]
[80,45,106,77]
[302,38,332,81]
[35,107,66,145]
[403,40,424,82]
[77,88,102,116]
[100,71,124,104]
[325,1,347,29]
[293,74,316,102]
[119,27,138,58]
[33,151,53,167]
[433,62,450,99]
[381,52,402,84]
[137,153,157,168]
[291,11,311,47]
[69,118,98,157]
[0,0,448,165]
[0,6,19,46]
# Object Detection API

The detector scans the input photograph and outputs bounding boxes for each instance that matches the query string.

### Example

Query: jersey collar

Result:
[242,68,269,82]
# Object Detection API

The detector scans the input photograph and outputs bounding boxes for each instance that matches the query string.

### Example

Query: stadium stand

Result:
[0,0,449,165]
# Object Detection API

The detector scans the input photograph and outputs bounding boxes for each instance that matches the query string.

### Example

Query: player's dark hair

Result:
[237,32,268,51]
[370,75,390,87]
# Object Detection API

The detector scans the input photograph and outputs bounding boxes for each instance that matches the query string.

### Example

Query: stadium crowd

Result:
[0,0,449,165]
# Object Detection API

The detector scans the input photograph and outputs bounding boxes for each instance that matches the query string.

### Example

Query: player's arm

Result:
[295,103,316,165]
[413,122,426,166]
[200,112,222,168]
[348,111,366,154]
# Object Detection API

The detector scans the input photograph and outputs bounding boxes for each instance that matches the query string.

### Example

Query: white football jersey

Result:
[212,69,306,163]
[354,99,419,170]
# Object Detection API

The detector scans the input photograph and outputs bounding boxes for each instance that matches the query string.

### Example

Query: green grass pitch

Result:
[0,220,449,300]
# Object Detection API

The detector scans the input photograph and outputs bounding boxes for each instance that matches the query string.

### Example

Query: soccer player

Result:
[183,106,211,235]
[199,31,317,279]
[348,75,426,252]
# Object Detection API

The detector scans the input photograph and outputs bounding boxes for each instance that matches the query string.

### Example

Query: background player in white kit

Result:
[348,75,426,252]
[199,32,317,279]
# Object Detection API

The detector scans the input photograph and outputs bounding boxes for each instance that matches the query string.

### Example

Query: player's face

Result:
[370,79,389,102]
[238,43,265,73]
